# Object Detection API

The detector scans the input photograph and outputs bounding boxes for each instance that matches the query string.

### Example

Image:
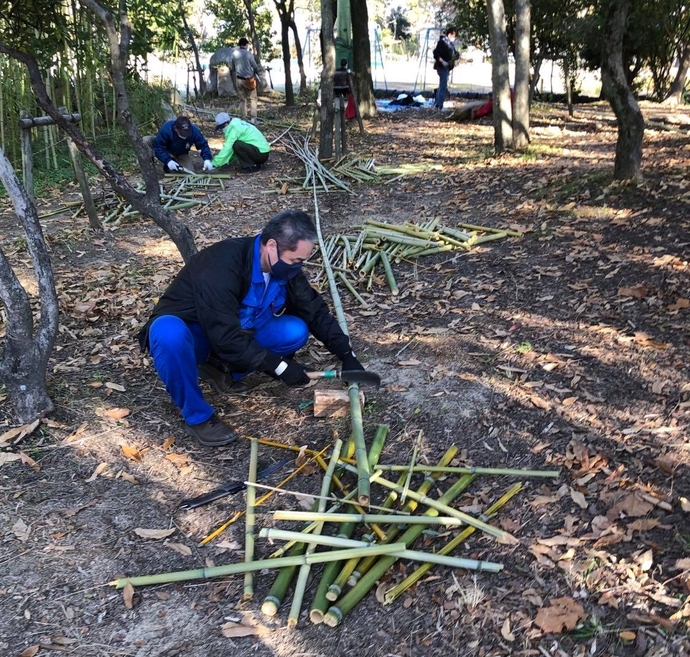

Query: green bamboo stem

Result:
[437,226,472,241]
[274,511,496,526]
[242,437,259,601]
[261,540,308,616]
[409,244,457,258]
[379,252,399,295]
[472,231,509,244]
[288,439,342,627]
[358,250,381,275]
[401,433,421,504]
[323,473,481,627]
[368,425,389,470]
[457,222,522,237]
[358,468,518,544]
[260,529,502,573]
[384,484,522,605]
[347,447,459,588]
[371,464,559,478]
[110,544,407,590]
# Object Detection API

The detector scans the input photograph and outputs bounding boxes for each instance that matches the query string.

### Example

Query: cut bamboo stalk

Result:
[379,252,399,295]
[457,222,522,237]
[260,529,503,572]
[242,437,259,601]
[384,483,522,605]
[336,271,369,307]
[322,474,482,627]
[347,447,459,589]
[357,467,518,544]
[110,544,407,589]
[274,511,493,526]
[370,464,559,478]
[288,439,343,627]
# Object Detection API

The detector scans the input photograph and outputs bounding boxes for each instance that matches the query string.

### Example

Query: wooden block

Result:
[313,389,365,417]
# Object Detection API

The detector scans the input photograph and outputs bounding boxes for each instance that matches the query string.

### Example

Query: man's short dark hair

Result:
[340,58,348,68]
[239,37,249,47]
[261,210,318,250]
[445,26,456,35]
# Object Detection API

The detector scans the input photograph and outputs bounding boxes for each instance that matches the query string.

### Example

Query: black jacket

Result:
[138,236,352,373]
[433,35,458,70]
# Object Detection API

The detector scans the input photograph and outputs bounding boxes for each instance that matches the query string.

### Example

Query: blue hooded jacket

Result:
[152,119,212,165]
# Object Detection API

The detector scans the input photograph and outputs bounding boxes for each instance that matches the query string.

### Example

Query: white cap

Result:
[215,112,231,129]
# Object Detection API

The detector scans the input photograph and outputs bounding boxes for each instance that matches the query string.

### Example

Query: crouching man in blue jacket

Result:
[144,115,214,173]
[138,210,366,447]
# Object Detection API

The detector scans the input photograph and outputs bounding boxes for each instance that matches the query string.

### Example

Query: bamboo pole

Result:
[384,484,522,605]
[370,464,559,478]
[109,544,407,590]
[274,511,498,526]
[346,447,459,591]
[457,223,522,237]
[242,437,259,601]
[260,529,503,572]
[358,468,518,544]
[322,474,481,627]
[287,439,342,627]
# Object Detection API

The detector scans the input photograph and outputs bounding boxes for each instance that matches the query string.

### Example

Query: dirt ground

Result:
[1,97,690,657]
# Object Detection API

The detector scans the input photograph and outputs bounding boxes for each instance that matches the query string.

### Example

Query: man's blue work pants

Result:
[148,314,309,425]
[436,68,450,109]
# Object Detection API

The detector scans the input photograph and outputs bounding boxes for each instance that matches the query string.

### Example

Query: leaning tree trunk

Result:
[319,0,336,160]
[351,0,377,118]
[0,0,198,263]
[513,0,531,149]
[181,8,206,96]
[244,0,263,63]
[486,0,514,151]
[664,44,690,105]
[601,0,644,180]
[277,8,295,106]
[0,149,59,422]
[289,19,308,95]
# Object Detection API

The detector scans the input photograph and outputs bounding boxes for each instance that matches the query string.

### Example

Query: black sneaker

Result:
[239,165,260,174]
[198,363,250,395]
[185,414,238,447]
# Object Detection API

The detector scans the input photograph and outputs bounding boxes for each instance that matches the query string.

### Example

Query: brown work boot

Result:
[198,363,250,395]
[185,414,238,447]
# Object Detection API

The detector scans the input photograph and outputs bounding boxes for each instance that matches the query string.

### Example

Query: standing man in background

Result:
[231,38,260,123]
[433,27,458,110]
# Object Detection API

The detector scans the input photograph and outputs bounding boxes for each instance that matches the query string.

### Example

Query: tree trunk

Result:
[275,2,295,106]
[0,148,59,422]
[601,0,644,180]
[181,8,206,97]
[0,1,198,263]
[244,0,262,64]
[289,19,308,95]
[350,0,377,118]
[319,0,336,160]
[486,0,514,151]
[664,44,690,105]
[529,53,544,104]
[513,0,530,149]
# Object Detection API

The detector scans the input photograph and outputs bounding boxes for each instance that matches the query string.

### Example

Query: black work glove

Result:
[276,358,311,387]
[340,351,364,372]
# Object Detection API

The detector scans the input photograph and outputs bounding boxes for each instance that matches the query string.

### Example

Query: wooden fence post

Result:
[19,109,34,204]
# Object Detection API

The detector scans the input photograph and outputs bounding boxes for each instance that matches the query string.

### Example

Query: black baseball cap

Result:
[174,116,192,138]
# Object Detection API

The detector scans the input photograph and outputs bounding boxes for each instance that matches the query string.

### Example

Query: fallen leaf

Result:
[637,549,654,571]
[85,462,109,482]
[121,445,142,462]
[654,456,677,473]
[123,582,135,609]
[134,527,176,540]
[105,382,126,392]
[12,518,31,542]
[165,541,193,556]
[162,436,175,450]
[607,492,654,520]
[668,298,690,311]
[534,597,586,633]
[530,395,551,410]
[680,497,690,512]
[501,617,515,641]
[673,558,690,571]
[104,408,131,419]
[119,471,139,484]
[0,453,22,467]
[298,494,316,510]
[570,488,588,509]
[220,622,267,638]
[398,359,422,366]
[375,581,388,604]
[619,631,636,642]
[0,419,40,446]
[165,453,190,468]
[618,285,647,298]
[18,646,40,657]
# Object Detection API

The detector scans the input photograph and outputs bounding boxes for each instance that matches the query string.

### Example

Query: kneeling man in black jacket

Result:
[138,210,364,447]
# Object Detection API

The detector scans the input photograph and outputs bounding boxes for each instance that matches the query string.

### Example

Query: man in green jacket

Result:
[211,112,270,174]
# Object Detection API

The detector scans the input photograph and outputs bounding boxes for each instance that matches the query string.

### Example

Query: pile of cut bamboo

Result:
[109,432,558,627]
[310,218,522,303]
[39,171,231,226]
